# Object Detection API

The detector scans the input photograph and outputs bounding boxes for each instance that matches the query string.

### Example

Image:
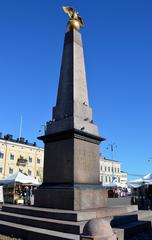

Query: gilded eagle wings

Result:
[78,15,84,27]
[63,6,84,27]
[62,6,74,18]
[63,6,84,31]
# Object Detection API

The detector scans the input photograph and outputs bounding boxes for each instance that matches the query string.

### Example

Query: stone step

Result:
[2,204,138,221]
[138,210,152,220]
[111,213,138,227]
[2,204,96,222]
[0,220,80,240]
[113,220,151,240]
[95,205,138,218]
[0,211,85,234]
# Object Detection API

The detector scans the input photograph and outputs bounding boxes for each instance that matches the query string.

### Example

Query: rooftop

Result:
[100,155,120,163]
[0,132,43,149]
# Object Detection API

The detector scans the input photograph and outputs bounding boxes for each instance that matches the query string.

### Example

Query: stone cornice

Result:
[38,128,105,145]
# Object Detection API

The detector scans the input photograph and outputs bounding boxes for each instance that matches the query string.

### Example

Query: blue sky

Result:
[0,0,152,179]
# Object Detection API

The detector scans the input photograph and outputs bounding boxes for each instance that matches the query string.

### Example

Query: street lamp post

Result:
[107,143,117,182]
[106,143,117,160]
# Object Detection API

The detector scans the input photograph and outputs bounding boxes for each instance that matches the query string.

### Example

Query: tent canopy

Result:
[128,173,152,188]
[143,173,152,180]
[0,172,40,185]
[103,182,118,188]
[103,181,124,188]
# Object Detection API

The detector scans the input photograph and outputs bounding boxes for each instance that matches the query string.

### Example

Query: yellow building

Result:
[99,155,128,186]
[0,133,44,182]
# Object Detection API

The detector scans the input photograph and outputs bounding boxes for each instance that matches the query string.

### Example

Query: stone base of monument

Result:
[34,184,107,210]
[0,204,151,240]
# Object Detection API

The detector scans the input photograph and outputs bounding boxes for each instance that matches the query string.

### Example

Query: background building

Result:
[99,155,128,186]
[0,133,44,182]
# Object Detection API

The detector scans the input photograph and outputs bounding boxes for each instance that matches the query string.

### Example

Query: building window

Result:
[111,167,114,173]
[105,176,107,182]
[29,157,32,163]
[108,167,110,172]
[9,168,13,174]
[100,166,102,171]
[115,168,117,172]
[109,176,111,182]
[118,177,120,182]
[36,170,39,176]
[10,153,14,160]
[37,158,40,164]
[0,167,2,173]
[0,152,4,159]
[28,170,32,176]
[118,168,119,173]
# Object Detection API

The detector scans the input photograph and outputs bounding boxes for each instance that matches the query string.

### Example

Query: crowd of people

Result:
[15,185,34,205]
[108,187,129,198]
[131,185,152,210]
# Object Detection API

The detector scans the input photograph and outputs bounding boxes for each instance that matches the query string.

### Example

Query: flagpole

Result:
[19,115,23,139]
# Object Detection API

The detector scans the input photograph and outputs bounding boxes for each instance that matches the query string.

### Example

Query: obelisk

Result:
[35,6,107,210]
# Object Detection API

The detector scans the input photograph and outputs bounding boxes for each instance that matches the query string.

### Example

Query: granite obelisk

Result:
[35,8,106,210]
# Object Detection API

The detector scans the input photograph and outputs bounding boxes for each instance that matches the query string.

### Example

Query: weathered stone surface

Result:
[35,28,105,210]
[2,204,97,222]
[81,218,117,240]
[35,185,107,210]
[42,138,74,184]
[0,204,152,240]
[36,129,106,210]
[54,29,89,119]
[38,130,103,185]
[46,29,101,137]
[74,138,100,183]
[2,204,138,222]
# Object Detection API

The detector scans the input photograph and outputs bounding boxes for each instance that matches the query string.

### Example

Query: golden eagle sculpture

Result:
[63,6,84,31]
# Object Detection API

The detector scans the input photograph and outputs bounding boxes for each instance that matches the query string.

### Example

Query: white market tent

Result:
[143,173,152,181]
[103,182,119,187]
[0,172,40,185]
[103,181,125,188]
[128,173,152,188]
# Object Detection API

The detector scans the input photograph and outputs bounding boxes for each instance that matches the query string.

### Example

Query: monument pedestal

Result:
[35,184,107,210]
[35,129,106,210]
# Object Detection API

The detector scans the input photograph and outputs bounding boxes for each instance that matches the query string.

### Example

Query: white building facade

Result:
[99,155,128,187]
